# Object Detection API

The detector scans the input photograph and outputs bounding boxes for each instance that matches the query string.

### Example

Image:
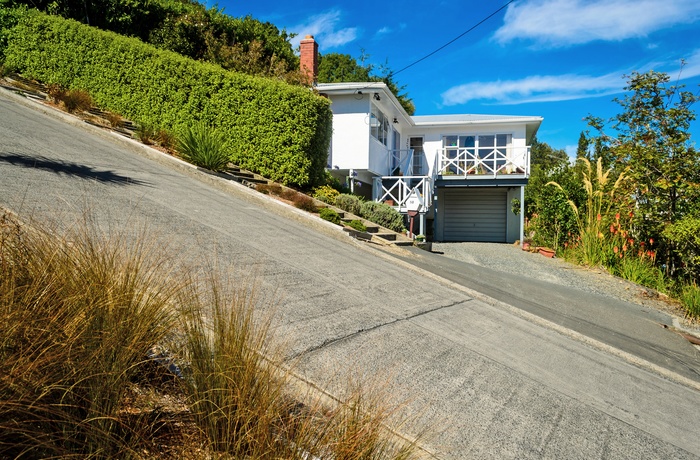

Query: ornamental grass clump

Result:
[61,88,93,113]
[177,122,231,172]
[548,157,628,267]
[0,211,179,458]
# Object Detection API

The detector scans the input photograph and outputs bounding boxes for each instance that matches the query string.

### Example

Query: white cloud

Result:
[441,48,700,106]
[441,73,624,106]
[494,0,700,46]
[289,10,358,49]
[375,26,392,37]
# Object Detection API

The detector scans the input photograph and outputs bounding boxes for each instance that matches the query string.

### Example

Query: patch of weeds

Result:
[156,129,177,150]
[319,207,341,225]
[268,183,282,196]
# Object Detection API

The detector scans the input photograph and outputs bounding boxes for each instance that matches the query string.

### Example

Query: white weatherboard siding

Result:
[327,95,370,171]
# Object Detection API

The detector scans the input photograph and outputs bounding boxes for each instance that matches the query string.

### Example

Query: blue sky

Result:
[212,0,700,156]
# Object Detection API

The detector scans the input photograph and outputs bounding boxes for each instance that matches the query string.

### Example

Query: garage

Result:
[441,187,507,242]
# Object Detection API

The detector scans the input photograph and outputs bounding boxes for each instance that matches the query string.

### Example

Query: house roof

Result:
[316,82,543,140]
[413,114,543,141]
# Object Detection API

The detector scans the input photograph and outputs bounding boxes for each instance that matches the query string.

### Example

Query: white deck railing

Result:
[373,175,433,211]
[438,146,530,177]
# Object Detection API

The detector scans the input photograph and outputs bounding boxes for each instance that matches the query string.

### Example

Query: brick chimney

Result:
[300,35,318,85]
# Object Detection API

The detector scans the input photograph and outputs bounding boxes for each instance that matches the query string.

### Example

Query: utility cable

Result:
[390,0,516,78]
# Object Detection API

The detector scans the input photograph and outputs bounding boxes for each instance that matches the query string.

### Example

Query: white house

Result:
[301,36,543,243]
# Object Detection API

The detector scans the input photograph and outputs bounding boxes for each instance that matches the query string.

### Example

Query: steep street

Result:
[2,89,699,459]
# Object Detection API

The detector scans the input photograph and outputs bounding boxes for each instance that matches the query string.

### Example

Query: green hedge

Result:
[2,9,332,187]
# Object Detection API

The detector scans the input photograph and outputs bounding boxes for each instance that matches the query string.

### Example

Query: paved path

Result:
[2,89,699,459]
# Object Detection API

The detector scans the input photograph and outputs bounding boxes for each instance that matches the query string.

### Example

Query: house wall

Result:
[408,122,530,176]
[326,94,371,171]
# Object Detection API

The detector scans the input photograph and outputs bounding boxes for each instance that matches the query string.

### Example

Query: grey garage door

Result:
[443,188,507,242]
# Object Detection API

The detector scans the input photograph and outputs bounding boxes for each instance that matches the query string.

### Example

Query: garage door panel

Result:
[442,188,507,242]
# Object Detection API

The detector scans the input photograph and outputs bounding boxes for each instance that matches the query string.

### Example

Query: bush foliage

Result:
[347,219,367,232]
[359,201,406,234]
[319,207,341,225]
[2,8,332,187]
[334,193,363,216]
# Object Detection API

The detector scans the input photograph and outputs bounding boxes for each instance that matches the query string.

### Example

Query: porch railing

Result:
[438,145,530,177]
[388,149,414,176]
[373,175,433,212]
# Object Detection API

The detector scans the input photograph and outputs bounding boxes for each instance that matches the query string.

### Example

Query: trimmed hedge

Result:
[3,8,332,187]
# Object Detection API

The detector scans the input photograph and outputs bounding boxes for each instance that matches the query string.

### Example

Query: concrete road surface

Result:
[1,89,699,459]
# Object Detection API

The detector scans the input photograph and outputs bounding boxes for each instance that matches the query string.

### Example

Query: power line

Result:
[390,0,516,78]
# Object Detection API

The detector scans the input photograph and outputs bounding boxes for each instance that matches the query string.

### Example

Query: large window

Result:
[442,134,512,173]
[370,105,389,146]
[443,134,511,156]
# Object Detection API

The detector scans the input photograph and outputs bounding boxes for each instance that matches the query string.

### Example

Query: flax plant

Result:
[548,157,628,266]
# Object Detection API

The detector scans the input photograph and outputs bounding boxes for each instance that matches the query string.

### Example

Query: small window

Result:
[370,105,389,146]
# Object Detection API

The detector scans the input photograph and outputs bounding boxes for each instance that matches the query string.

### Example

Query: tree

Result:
[317,53,371,82]
[576,131,590,160]
[586,69,700,276]
[529,136,569,171]
[317,52,415,115]
[6,0,300,80]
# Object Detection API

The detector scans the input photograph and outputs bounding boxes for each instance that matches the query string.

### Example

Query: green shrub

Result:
[292,194,317,213]
[4,10,332,187]
[360,201,406,233]
[313,184,340,204]
[177,122,230,172]
[347,219,367,232]
[663,216,700,281]
[319,207,341,225]
[335,193,363,216]
[61,88,93,113]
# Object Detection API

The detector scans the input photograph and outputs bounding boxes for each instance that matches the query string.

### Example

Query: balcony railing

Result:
[438,146,530,178]
[373,175,433,212]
